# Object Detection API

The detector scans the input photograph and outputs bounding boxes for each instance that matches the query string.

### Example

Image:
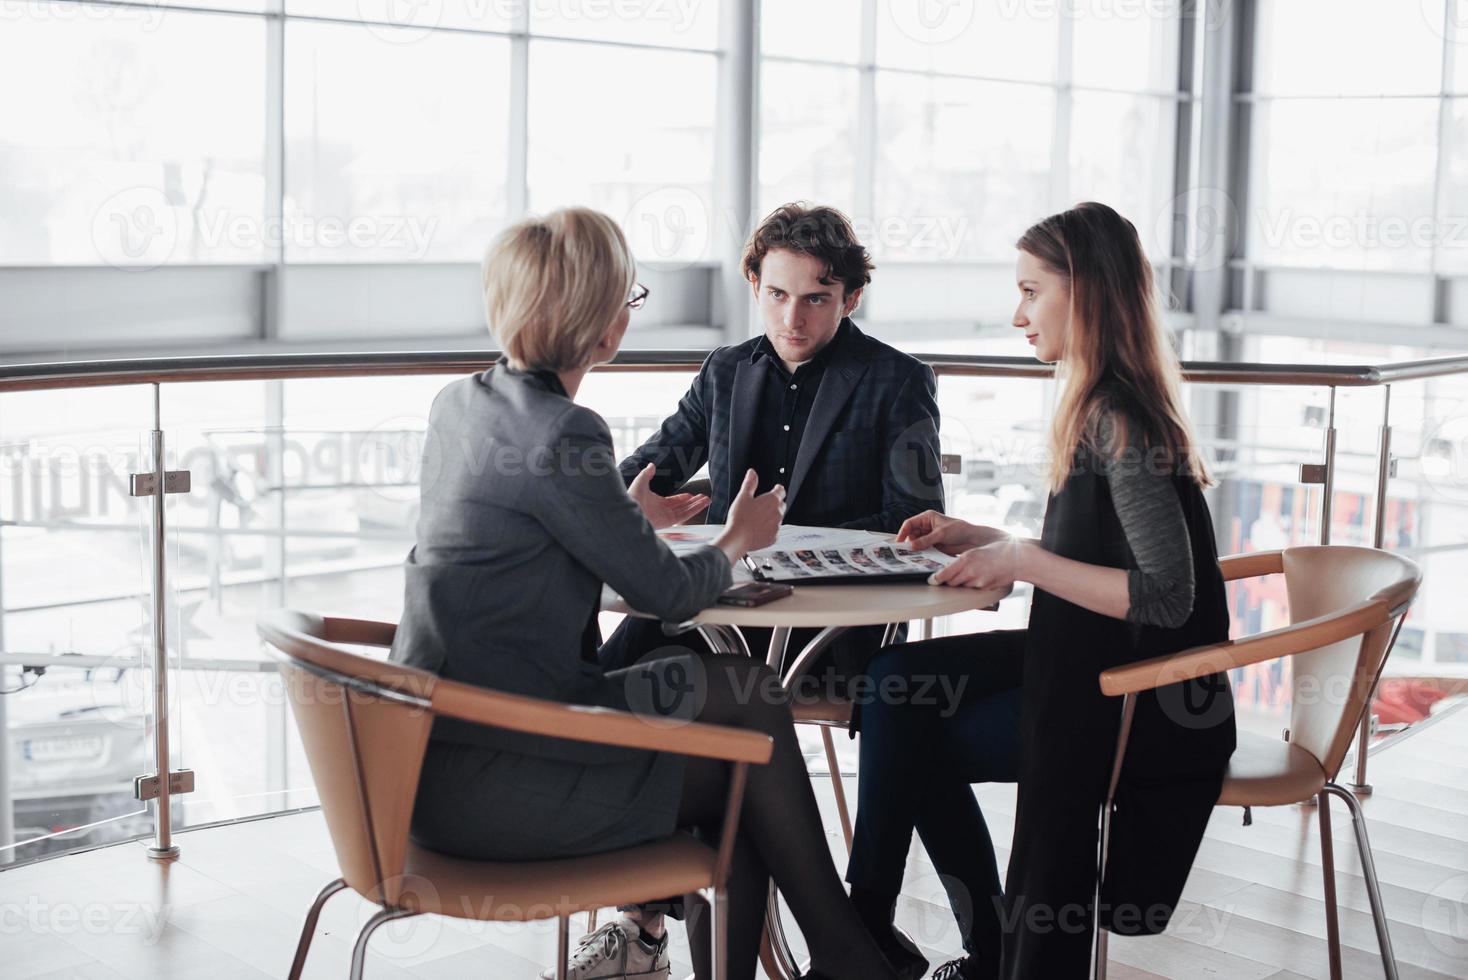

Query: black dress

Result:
[1000,436,1236,977]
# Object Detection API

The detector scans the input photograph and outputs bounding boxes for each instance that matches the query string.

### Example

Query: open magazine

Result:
[655,525,958,585]
[746,541,956,585]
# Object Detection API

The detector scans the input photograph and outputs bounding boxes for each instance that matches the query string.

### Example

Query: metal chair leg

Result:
[1324,783,1401,980]
[349,907,420,980]
[820,726,854,853]
[764,881,804,980]
[703,887,729,980]
[557,915,571,980]
[288,877,346,980]
[1318,787,1344,980]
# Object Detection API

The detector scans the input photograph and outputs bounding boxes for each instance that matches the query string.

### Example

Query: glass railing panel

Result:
[1191,382,1338,739]
[156,374,466,827]
[158,379,300,828]
[1372,374,1468,733]
[0,386,155,864]
[932,372,1054,639]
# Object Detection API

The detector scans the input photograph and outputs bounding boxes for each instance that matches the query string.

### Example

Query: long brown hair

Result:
[1016,202,1211,493]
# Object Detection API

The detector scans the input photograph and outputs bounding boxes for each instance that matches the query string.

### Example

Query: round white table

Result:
[608,529,1009,980]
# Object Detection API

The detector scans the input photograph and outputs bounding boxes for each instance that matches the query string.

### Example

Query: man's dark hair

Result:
[741,203,874,296]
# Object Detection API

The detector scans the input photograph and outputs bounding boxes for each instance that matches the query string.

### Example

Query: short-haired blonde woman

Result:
[390,207,899,980]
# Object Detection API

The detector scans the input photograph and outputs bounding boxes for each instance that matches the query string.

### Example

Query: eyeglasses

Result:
[627,283,649,310]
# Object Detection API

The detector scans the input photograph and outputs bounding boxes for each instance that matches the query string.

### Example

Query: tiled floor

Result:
[3,708,1468,979]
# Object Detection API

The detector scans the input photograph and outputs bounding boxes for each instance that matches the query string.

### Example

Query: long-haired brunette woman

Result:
[845,202,1236,979]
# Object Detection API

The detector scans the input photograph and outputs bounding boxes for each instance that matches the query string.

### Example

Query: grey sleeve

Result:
[537,405,732,623]
[1096,412,1196,629]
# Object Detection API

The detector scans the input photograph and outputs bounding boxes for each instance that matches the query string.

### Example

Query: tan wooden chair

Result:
[1096,546,1421,980]
[257,610,773,980]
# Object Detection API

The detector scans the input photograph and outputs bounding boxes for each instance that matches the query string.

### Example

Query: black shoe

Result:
[875,924,929,980]
[932,954,994,980]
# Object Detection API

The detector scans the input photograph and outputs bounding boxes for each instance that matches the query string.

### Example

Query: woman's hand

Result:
[629,463,710,530]
[715,469,784,562]
[896,510,1004,556]
[930,538,1030,591]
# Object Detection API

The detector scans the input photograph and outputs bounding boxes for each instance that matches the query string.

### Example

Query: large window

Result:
[0,8,268,266]
[0,0,725,351]
[755,0,1185,335]
[757,0,1184,266]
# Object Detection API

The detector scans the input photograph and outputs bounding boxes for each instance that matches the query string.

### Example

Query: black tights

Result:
[670,651,897,980]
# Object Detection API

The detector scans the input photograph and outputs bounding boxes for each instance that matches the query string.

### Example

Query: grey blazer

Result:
[389,362,732,765]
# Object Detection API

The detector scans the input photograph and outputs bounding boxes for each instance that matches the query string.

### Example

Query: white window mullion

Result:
[508,5,531,220]
[856,0,879,232]
[263,0,286,339]
[1049,8,1075,213]
[1429,1,1458,288]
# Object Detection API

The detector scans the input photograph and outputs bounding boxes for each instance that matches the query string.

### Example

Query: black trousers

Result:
[599,614,897,702]
[845,631,1026,978]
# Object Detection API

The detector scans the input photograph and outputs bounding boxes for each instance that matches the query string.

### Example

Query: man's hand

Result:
[629,463,711,530]
[896,510,1005,555]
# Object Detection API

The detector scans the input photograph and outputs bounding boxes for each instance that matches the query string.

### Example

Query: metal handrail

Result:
[6,348,1468,391]
[5,345,1468,865]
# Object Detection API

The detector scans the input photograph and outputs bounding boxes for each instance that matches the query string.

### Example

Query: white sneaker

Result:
[538,917,671,980]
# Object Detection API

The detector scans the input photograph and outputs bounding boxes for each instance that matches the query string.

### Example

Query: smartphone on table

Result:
[717,583,794,607]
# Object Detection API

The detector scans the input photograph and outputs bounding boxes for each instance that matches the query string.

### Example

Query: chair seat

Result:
[399,833,717,921]
[1218,730,1328,808]
[791,694,852,726]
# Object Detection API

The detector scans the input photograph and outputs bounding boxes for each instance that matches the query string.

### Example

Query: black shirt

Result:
[746,321,850,522]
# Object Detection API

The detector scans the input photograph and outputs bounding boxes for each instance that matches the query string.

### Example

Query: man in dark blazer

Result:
[562,204,942,979]
[602,203,945,685]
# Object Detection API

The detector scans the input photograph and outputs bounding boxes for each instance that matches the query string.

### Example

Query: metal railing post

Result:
[146,385,179,861]
[130,384,195,861]
[1352,384,1397,796]
[1319,386,1337,546]
[0,517,12,865]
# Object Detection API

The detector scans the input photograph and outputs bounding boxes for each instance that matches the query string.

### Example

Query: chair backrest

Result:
[258,611,436,907]
[1281,546,1420,777]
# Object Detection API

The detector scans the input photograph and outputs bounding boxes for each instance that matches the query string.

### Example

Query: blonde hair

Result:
[1015,202,1212,494]
[483,207,636,372]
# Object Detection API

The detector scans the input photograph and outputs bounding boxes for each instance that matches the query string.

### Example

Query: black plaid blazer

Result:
[619,319,944,531]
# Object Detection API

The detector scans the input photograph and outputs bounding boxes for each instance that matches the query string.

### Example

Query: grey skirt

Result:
[408,660,693,862]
